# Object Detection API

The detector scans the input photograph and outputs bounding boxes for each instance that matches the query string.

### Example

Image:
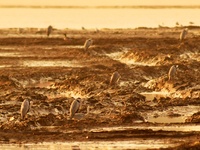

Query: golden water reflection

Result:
[0,140,177,150]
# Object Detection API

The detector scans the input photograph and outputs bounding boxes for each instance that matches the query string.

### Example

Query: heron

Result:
[73,106,90,120]
[84,39,93,50]
[180,28,188,41]
[69,98,81,119]
[20,99,30,120]
[63,33,67,40]
[47,25,53,37]
[168,65,178,81]
[110,71,121,85]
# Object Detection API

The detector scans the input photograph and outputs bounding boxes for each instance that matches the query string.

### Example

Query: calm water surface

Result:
[0,8,200,29]
[1,124,200,150]
[0,141,178,150]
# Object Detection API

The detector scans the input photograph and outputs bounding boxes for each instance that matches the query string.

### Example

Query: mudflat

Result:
[0,27,199,149]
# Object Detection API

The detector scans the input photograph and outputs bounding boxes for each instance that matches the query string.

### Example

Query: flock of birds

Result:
[19,26,186,121]
[47,25,93,51]
[20,70,121,121]
[20,66,177,121]
[168,28,188,81]
[20,97,90,121]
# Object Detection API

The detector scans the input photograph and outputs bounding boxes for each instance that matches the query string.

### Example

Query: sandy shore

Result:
[0,27,199,149]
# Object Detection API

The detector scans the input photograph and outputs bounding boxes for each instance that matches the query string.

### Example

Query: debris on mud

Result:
[185,111,200,123]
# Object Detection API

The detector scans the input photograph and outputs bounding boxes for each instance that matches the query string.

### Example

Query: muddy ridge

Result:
[0,27,199,149]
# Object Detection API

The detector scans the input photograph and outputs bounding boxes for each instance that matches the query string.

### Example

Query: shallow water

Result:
[139,91,200,123]
[0,52,20,57]
[144,105,200,123]
[0,8,200,29]
[140,91,170,101]
[0,65,12,68]
[88,124,200,132]
[1,124,200,149]
[148,116,185,123]
[0,141,177,150]
[28,123,200,134]
[0,46,17,50]
[22,60,82,67]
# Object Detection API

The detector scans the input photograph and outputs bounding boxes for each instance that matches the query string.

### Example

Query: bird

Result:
[73,106,90,120]
[20,99,30,120]
[168,65,178,81]
[110,71,121,85]
[180,28,188,41]
[84,39,93,50]
[47,25,53,37]
[69,98,81,119]
[63,33,67,40]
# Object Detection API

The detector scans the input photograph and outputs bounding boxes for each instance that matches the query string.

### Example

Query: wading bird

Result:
[180,28,188,41]
[110,71,121,85]
[20,99,30,120]
[47,25,53,37]
[84,39,93,50]
[63,33,67,40]
[73,106,90,120]
[168,65,178,81]
[69,98,81,119]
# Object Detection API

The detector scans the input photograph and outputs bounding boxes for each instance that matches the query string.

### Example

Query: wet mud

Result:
[0,27,200,149]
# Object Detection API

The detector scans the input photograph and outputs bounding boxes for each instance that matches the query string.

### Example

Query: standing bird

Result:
[84,39,93,50]
[69,98,81,119]
[47,25,53,37]
[63,33,67,41]
[20,99,30,120]
[110,71,121,85]
[180,28,188,41]
[73,106,90,120]
[168,65,178,81]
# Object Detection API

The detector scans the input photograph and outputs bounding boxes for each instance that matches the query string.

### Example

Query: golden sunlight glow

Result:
[0,0,199,6]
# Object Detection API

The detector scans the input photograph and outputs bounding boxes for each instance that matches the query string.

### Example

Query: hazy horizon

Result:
[0,0,200,6]
[0,0,199,29]
[1,5,200,9]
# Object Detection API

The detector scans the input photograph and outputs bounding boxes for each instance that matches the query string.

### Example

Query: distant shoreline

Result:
[1,5,200,9]
[0,25,200,30]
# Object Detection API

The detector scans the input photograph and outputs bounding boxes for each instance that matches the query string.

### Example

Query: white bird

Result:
[110,71,121,85]
[84,39,93,50]
[47,25,53,37]
[20,99,30,120]
[69,98,81,119]
[73,106,90,120]
[168,65,178,81]
[180,28,188,41]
